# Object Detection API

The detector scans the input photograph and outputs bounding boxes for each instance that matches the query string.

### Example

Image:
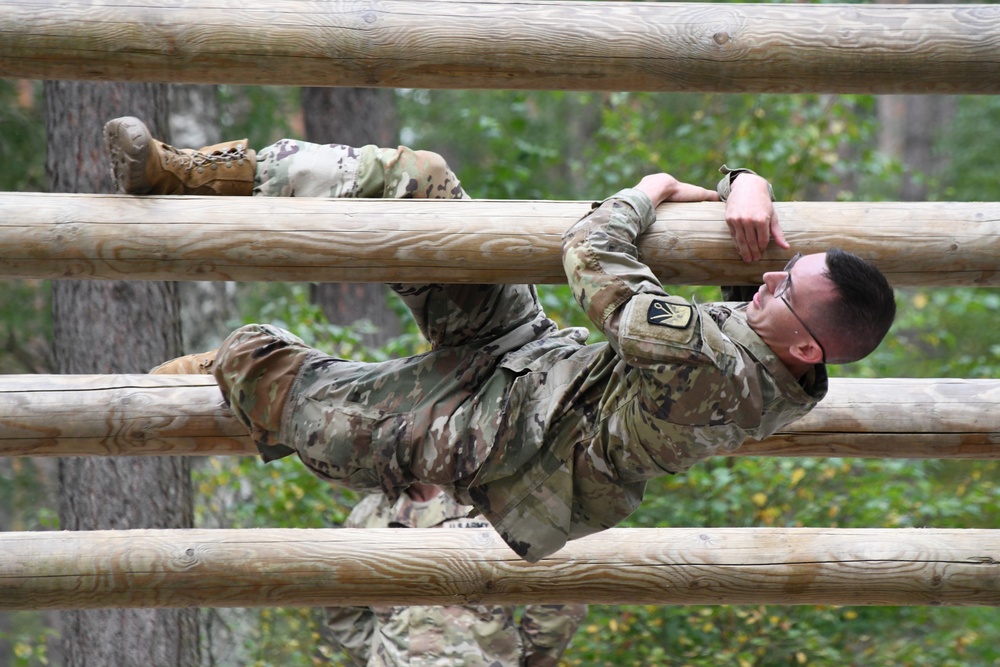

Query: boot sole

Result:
[103,116,152,194]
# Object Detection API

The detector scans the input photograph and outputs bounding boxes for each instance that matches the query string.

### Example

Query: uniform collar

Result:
[724,304,828,403]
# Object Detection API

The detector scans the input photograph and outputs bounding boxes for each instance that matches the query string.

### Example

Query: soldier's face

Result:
[746,252,835,360]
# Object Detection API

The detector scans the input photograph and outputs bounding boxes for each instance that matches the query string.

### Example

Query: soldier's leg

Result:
[103,118,546,350]
[212,323,501,497]
[356,146,557,349]
[210,324,312,464]
[255,139,555,351]
[254,141,466,199]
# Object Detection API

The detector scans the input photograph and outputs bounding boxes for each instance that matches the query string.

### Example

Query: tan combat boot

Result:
[149,350,218,375]
[103,116,256,196]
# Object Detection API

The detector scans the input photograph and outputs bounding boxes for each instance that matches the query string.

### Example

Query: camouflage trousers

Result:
[215,140,556,498]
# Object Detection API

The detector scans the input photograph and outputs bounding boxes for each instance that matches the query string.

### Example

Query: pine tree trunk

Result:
[301,87,402,347]
[877,94,956,201]
[875,0,956,202]
[44,80,200,667]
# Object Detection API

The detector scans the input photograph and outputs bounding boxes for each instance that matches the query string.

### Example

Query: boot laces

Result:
[164,143,247,171]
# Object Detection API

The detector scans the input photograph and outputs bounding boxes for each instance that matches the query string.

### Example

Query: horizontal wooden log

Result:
[1,1,998,94]
[1,527,997,609]
[0,375,251,457]
[2,375,1000,460]
[2,193,1000,286]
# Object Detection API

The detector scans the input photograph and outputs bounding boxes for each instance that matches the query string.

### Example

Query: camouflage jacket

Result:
[325,492,587,667]
[465,188,828,562]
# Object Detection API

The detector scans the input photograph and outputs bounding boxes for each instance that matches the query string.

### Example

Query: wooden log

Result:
[2,193,1000,286]
[0,375,251,457]
[1,527,997,609]
[2,375,999,460]
[1,1,998,94]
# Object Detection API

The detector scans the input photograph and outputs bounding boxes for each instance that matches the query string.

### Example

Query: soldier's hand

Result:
[725,173,789,262]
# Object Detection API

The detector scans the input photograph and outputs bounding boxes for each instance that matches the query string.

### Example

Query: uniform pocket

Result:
[286,402,413,497]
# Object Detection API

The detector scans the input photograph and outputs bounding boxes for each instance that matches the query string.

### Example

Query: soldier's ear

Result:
[788,339,823,365]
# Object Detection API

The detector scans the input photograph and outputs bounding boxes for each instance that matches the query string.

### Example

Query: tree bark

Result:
[875,0,957,202]
[44,80,200,667]
[301,87,402,347]
[878,94,956,201]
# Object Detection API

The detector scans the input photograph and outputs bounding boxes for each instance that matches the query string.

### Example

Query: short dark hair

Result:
[815,248,896,364]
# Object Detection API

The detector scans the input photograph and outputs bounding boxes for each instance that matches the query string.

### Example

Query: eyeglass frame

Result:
[773,253,828,364]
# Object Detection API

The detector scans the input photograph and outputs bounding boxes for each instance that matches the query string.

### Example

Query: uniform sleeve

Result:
[519,604,589,667]
[563,194,765,476]
[562,189,728,370]
[716,165,775,202]
[561,188,667,352]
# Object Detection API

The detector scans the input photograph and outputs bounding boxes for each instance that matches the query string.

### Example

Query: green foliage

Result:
[218,85,302,146]
[568,603,998,667]
[0,80,45,192]
[854,287,1000,380]
[0,459,59,531]
[195,451,358,667]
[0,460,59,664]
[937,95,1000,202]
[398,89,599,199]
[0,80,52,375]
[0,279,52,373]
[583,92,896,202]
[566,454,1000,666]
[396,90,897,203]
[1,626,56,667]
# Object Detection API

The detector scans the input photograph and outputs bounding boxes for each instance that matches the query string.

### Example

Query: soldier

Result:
[326,483,586,667]
[108,116,896,563]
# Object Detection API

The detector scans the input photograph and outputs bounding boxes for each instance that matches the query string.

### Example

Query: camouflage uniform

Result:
[213,140,828,563]
[325,490,587,667]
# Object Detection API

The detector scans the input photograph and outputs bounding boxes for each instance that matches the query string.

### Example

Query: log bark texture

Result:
[2,194,1000,286]
[1,375,999,460]
[1,527,997,610]
[1,1,998,94]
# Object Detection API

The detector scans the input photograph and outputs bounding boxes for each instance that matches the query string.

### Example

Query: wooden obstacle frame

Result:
[1,0,999,610]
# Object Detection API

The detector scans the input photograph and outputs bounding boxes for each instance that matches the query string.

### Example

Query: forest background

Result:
[1,25,999,667]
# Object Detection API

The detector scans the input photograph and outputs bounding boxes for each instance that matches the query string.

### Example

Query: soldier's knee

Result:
[215,325,308,386]
[412,150,452,181]
[382,146,466,200]
[412,149,465,199]
[214,323,313,435]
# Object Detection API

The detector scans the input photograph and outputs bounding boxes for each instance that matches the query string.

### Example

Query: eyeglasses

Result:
[774,253,827,364]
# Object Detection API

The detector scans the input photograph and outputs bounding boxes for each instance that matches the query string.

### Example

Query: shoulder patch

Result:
[647,299,693,329]
[619,293,718,368]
